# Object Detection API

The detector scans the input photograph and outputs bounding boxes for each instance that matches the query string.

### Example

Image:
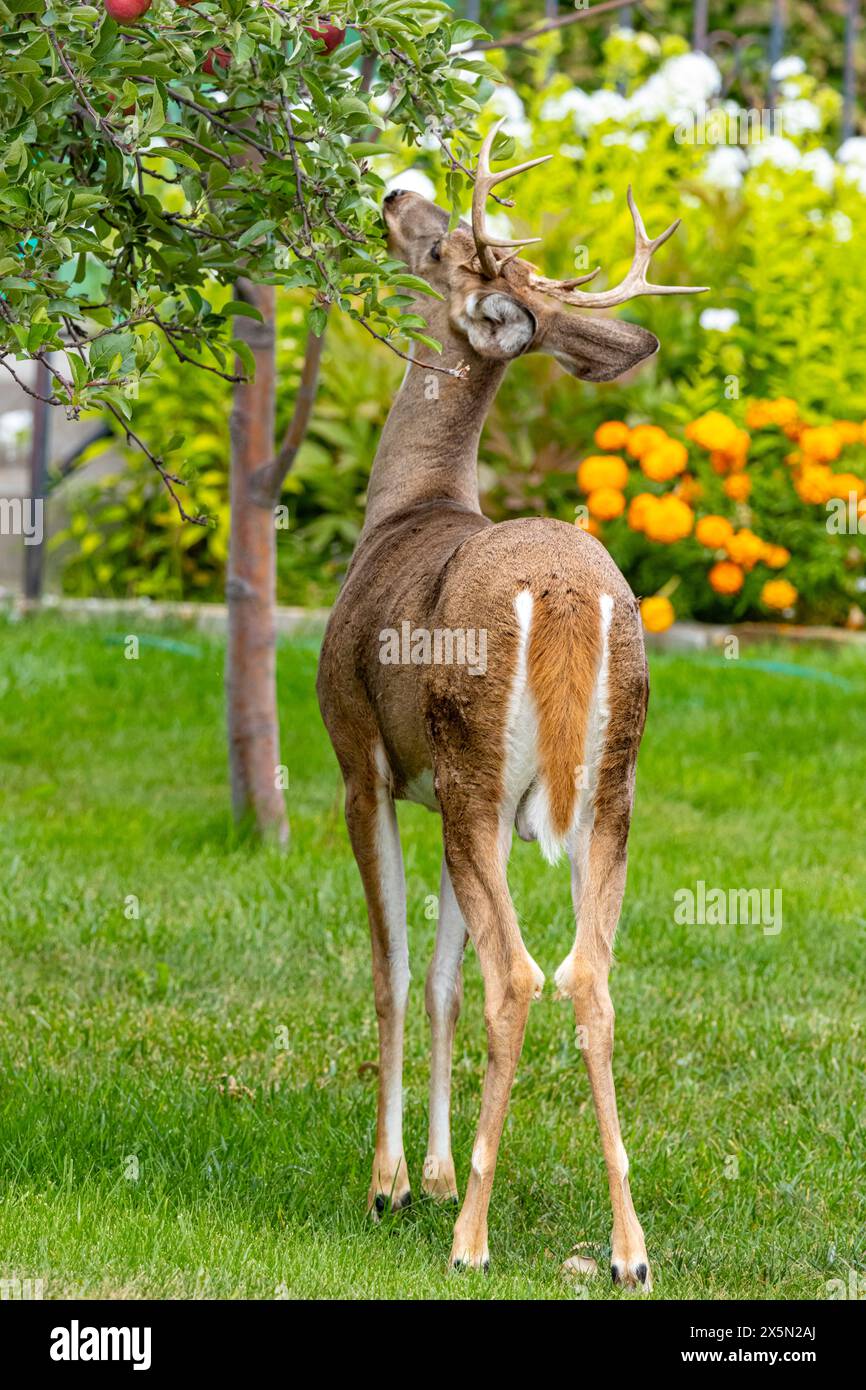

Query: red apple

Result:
[304,20,346,54]
[202,47,232,76]
[104,0,153,20]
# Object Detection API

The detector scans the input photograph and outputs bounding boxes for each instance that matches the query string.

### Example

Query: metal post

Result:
[23,357,51,603]
[693,0,709,52]
[843,0,861,141]
[767,0,787,110]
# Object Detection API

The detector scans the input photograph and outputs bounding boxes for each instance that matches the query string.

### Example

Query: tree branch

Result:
[101,399,207,526]
[475,0,655,51]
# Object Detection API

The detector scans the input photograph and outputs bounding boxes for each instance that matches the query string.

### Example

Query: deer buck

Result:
[316,122,705,1286]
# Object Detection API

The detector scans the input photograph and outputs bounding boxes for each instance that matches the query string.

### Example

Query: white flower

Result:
[636,32,661,56]
[771,55,806,81]
[801,147,836,192]
[838,138,866,194]
[840,163,866,195]
[487,87,533,143]
[701,146,747,191]
[748,136,802,171]
[700,308,739,332]
[384,168,436,201]
[630,51,722,124]
[539,90,583,123]
[777,98,822,137]
[837,136,866,168]
[540,86,629,133]
[600,130,649,152]
[831,211,853,242]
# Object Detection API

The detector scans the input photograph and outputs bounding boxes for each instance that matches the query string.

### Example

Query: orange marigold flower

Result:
[771,398,799,426]
[695,514,734,549]
[746,400,772,430]
[577,454,629,492]
[833,420,862,446]
[709,560,744,595]
[746,398,798,430]
[686,411,740,453]
[643,495,694,543]
[795,464,835,504]
[828,472,866,501]
[728,428,751,466]
[594,421,631,451]
[640,596,675,633]
[640,438,689,482]
[763,544,790,569]
[626,424,668,459]
[800,425,842,463]
[726,528,765,570]
[724,474,752,501]
[627,492,658,532]
[761,579,798,610]
[587,487,626,521]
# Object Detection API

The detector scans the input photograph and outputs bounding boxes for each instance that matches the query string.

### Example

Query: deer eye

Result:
[429,240,442,262]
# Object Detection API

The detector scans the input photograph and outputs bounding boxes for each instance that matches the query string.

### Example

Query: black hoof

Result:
[482,1259,490,1274]
[393,1191,412,1211]
[374,1194,386,1215]
[451,1258,465,1272]
[636,1262,648,1285]
[611,1264,620,1284]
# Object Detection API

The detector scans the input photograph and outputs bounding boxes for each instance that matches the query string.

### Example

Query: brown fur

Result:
[527,588,601,836]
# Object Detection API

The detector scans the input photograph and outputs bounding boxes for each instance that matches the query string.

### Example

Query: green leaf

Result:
[346,142,390,158]
[236,219,277,250]
[224,301,264,321]
[231,338,255,379]
[143,86,165,139]
[389,274,443,300]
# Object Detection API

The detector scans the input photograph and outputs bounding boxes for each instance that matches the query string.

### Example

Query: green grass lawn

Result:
[0,613,864,1300]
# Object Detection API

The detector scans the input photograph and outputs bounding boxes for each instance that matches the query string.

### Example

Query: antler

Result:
[472,117,552,278]
[529,186,708,308]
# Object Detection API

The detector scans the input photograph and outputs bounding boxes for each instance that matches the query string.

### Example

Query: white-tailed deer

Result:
[317,124,705,1285]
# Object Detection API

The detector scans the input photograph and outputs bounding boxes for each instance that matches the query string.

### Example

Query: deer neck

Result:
[363,305,506,531]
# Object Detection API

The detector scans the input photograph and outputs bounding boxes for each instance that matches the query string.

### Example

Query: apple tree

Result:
[0,0,497,842]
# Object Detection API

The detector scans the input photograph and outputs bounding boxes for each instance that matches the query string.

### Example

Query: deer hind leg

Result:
[440,810,543,1269]
[556,823,650,1290]
[422,858,466,1202]
[344,755,411,1216]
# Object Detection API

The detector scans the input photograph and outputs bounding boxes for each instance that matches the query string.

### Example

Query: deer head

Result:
[383,120,707,383]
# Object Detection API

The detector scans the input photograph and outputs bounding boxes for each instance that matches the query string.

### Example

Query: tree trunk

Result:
[23,357,52,605]
[226,279,289,845]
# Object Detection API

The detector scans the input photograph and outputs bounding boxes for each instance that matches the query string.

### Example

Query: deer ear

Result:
[543,311,659,382]
[455,291,537,360]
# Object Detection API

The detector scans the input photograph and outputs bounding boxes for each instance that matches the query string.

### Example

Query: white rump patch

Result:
[501,590,538,823]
